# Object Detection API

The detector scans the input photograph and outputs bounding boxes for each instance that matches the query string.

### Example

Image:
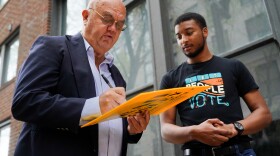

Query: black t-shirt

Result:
[160,56,259,149]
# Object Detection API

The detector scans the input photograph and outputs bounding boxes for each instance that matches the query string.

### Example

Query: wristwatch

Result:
[233,121,244,136]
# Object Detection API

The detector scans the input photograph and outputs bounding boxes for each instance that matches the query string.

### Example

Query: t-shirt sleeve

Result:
[160,73,172,90]
[235,60,259,97]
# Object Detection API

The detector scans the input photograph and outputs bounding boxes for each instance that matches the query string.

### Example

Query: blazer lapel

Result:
[109,65,126,88]
[65,33,96,98]
[66,33,100,153]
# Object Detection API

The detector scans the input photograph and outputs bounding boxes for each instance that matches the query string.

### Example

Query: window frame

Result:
[0,32,19,87]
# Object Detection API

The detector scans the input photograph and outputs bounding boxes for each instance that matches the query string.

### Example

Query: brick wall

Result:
[0,0,51,155]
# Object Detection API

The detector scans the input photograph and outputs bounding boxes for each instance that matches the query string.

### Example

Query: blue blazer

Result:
[12,33,142,156]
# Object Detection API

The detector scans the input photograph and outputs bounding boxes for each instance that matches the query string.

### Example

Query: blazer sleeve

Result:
[127,133,142,143]
[11,36,85,131]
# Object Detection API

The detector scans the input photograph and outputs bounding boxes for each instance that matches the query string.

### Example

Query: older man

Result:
[12,0,150,156]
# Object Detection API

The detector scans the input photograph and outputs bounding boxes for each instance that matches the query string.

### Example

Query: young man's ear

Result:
[202,27,208,38]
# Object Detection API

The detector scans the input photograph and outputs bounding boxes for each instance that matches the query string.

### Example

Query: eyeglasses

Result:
[88,8,127,31]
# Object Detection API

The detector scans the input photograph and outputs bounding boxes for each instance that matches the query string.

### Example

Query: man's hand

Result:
[214,123,237,138]
[99,87,126,114]
[192,119,231,146]
[127,111,150,135]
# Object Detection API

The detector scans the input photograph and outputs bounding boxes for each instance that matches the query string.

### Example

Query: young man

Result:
[160,12,272,156]
[11,0,150,156]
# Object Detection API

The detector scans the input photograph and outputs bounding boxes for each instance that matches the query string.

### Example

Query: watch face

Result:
[234,122,244,135]
[235,122,243,130]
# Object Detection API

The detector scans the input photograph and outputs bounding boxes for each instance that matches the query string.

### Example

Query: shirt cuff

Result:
[80,97,102,125]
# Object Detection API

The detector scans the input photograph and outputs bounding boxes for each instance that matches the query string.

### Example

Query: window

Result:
[164,0,272,65]
[236,43,280,120]
[246,13,271,41]
[0,120,11,156]
[110,0,154,91]
[235,42,280,155]
[64,0,89,35]
[52,0,89,35]
[0,0,8,9]
[240,0,251,6]
[0,36,19,86]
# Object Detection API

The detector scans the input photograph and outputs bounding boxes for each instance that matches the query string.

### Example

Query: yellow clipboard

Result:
[81,86,210,127]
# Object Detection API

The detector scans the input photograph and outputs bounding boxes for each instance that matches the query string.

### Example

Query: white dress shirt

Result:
[81,37,123,156]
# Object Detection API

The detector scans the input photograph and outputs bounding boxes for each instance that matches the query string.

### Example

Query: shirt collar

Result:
[82,35,114,67]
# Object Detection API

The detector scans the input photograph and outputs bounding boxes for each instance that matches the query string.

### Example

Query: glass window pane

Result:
[235,42,280,155]
[110,0,154,91]
[164,0,272,65]
[0,0,8,9]
[65,0,88,35]
[2,37,19,83]
[0,124,10,156]
[127,116,164,156]
[236,43,280,120]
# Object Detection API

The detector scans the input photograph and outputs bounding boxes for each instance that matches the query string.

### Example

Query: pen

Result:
[101,74,113,88]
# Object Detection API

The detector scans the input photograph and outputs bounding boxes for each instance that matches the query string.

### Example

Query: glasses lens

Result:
[102,16,124,31]
[92,9,126,31]
[102,16,114,25]
[121,24,127,31]
[116,22,125,31]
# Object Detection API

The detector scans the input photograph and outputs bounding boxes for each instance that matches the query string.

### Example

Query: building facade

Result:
[0,0,280,155]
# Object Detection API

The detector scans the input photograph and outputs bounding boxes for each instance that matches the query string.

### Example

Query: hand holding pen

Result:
[101,74,150,134]
[99,74,126,114]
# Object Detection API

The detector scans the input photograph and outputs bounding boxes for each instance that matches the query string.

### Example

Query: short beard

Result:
[184,36,205,58]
